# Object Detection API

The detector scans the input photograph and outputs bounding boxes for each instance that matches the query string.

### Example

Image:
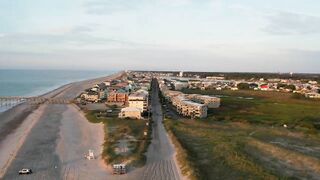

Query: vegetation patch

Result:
[164,119,277,180]
[162,88,320,179]
[164,119,198,180]
[85,109,152,167]
[182,88,320,132]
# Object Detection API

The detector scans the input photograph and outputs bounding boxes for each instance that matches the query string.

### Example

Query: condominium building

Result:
[107,92,128,103]
[187,94,221,108]
[172,96,208,118]
[173,81,189,90]
[128,90,149,112]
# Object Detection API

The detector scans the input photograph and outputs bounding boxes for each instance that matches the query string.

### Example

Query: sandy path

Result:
[57,104,110,180]
[138,79,185,180]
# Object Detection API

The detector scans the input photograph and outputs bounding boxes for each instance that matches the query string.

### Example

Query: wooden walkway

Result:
[0,96,73,107]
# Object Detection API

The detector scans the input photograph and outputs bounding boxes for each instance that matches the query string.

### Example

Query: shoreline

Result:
[0,71,117,113]
[0,71,125,179]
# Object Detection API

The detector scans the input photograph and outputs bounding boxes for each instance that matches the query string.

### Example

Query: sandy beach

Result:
[57,104,109,180]
[0,72,124,179]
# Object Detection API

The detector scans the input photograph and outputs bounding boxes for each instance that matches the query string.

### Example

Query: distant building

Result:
[173,81,189,90]
[305,93,320,99]
[187,94,221,108]
[103,81,111,86]
[179,71,184,77]
[119,107,142,119]
[260,84,269,91]
[107,92,128,103]
[81,91,99,102]
[206,76,225,80]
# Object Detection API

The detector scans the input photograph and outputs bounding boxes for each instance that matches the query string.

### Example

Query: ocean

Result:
[0,69,115,112]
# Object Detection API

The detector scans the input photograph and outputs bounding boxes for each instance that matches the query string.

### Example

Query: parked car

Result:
[18,168,32,175]
[113,164,126,175]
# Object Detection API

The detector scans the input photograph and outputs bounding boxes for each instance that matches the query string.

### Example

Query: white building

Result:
[188,94,221,108]
[119,107,142,119]
[179,71,184,77]
[173,81,189,90]
[128,90,149,112]
[172,96,208,118]
[305,93,320,99]
[80,91,99,102]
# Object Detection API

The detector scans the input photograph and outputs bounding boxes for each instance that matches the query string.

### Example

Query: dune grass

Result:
[85,110,152,166]
[165,119,277,180]
[163,89,320,179]
[182,89,320,133]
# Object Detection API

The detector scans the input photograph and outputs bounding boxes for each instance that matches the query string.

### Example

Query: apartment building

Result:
[187,94,221,108]
[172,95,208,118]
[128,90,149,112]
[160,86,183,102]
[172,81,189,90]
[107,92,128,103]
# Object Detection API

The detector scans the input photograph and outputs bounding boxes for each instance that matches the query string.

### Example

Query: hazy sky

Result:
[0,0,320,72]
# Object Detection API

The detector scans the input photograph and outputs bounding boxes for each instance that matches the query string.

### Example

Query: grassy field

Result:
[182,89,320,133]
[85,109,152,167]
[163,89,320,179]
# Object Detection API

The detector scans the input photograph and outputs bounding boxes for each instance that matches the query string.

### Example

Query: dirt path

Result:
[57,104,110,180]
[248,138,320,179]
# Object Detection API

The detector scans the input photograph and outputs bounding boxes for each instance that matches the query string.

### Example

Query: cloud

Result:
[264,11,320,35]
[0,31,152,53]
[84,0,198,15]
[70,24,97,34]
[1,47,320,73]
[84,0,139,15]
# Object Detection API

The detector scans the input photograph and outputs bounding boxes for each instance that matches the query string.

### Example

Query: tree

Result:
[285,84,296,91]
[237,83,250,90]
[278,84,296,91]
[249,83,258,89]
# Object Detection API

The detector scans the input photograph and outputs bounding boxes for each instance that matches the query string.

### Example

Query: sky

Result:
[0,0,320,72]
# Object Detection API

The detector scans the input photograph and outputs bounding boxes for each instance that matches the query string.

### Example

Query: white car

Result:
[18,168,32,175]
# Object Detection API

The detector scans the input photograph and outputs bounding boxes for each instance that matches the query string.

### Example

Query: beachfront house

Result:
[118,107,142,119]
[81,91,99,102]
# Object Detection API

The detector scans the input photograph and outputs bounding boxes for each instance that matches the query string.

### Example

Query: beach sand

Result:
[0,72,123,179]
[57,104,109,180]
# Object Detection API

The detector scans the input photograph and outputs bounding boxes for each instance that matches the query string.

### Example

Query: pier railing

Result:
[0,96,73,108]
